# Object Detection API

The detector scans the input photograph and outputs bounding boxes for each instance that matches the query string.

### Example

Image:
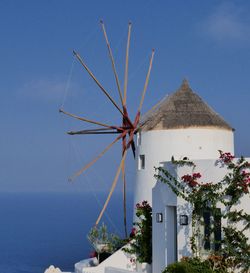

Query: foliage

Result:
[107,233,125,253]
[162,261,193,273]
[155,151,250,273]
[206,255,229,273]
[87,223,123,254]
[88,223,108,246]
[163,257,213,273]
[123,201,152,264]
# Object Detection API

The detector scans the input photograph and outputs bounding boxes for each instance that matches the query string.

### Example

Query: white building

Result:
[134,79,249,272]
[47,80,249,273]
[134,79,234,207]
[152,158,250,273]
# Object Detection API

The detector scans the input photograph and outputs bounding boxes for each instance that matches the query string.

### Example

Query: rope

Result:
[116,30,128,54]
[60,25,100,109]
[128,53,150,82]
[69,139,122,235]
[78,25,100,52]
[69,135,121,181]
[60,58,76,109]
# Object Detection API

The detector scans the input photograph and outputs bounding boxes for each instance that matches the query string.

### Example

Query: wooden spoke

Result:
[68,134,123,182]
[73,50,124,116]
[123,22,132,106]
[130,139,136,158]
[67,128,121,135]
[61,23,154,237]
[100,20,123,106]
[95,150,127,226]
[122,160,128,237]
[138,49,155,113]
[59,108,113,129]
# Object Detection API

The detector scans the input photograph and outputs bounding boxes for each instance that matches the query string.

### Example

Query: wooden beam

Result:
[95,149,127,226]
[73,50,124,116]
[123,22,132,106]
[100,20,123,106]
[69,134,123,182]
[59,108,113,129]
[67,128,121,135]
[122,160,128,237]
[138,49,155,113]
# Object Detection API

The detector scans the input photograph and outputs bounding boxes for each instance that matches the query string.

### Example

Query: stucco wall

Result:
[75,246,134,273]
[134,128,234,210]
[152,158,250,273]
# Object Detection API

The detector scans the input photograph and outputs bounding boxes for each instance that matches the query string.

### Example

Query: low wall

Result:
[75,246,135,273]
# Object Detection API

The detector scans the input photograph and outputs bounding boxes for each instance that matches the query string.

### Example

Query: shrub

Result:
[87,223,123,254]
[162,261,193,273]
[163,257,213,273]
[123,200,152,263]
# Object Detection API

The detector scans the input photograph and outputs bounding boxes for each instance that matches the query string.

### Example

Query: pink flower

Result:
[130,257,136,263]
[181,174,192,182]
[193,173,201,179]
[89,251,97,258]
[219,151,234,164]
[130,227,137,238]
[181,173,201,187]
[189,180,198,187]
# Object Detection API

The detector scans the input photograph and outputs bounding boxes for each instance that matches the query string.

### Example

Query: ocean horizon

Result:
[0,192,134,273]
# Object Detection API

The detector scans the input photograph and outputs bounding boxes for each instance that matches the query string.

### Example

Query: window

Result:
[203,210,211,250]
[137,132,141,146]
[214,209,222,251]
[202,208,221,251]
[138,154,145,170]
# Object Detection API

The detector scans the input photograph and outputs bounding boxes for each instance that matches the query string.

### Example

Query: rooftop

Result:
[140,79,233,131]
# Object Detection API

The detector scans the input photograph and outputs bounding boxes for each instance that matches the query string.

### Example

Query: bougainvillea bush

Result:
[123,200,152,264]
[155,151,250,273]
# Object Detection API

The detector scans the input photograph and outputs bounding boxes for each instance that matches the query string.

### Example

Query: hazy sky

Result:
[1,0,250,193]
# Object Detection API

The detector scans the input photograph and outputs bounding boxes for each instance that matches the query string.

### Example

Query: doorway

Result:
[166,206,177,265]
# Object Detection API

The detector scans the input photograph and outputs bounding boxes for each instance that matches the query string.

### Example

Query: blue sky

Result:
[1,0,250,192]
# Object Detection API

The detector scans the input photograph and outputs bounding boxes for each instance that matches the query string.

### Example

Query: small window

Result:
[214,209,222,251]
[202,208,221,251]
[137,132,141,146]
[203,210,211,250]
[138,154,145,170]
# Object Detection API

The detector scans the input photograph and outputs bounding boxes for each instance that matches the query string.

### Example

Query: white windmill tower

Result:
[134,79,234,208]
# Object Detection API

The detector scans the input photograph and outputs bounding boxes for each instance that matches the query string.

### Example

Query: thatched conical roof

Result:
[140,79,233,131]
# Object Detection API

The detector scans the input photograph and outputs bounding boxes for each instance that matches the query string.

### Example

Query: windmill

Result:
[59,21,154,237]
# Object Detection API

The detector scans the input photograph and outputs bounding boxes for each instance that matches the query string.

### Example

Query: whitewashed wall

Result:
[75,247,135,273]
[152,158,250,273]
[134,128,234,210]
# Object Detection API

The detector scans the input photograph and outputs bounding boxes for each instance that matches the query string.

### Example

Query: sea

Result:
[0,192,134,273]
